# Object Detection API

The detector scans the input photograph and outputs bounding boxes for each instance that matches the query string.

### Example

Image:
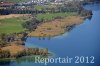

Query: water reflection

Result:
[0,59,11,66]
[0,55,49,65]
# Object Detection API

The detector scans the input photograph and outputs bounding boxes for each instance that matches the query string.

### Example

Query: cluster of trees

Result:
[0,1,93,16]
[62,2,92,17]
[0,33,15,42]
[26,48,48,56]
[0,32,28,47]
[31,1,92,15]
[0,8,35,15]
[32,2,93,17]
[56,2,82,13]
[0,6,45,15]
[0,49,10,58]
[0,48,48,58]
[0,40,8,47]
[22,18,41,31]
[65,24,76,32]
[0,9,11,15]
[78,9,92,17]
[15,48,48,58]
[0,34,10,47]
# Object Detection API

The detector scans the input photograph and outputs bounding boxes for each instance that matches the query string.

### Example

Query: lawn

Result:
[36,12,78,21]
[0,17,28,34]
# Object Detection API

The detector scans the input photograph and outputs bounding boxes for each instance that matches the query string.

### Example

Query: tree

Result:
[22,18,41,31]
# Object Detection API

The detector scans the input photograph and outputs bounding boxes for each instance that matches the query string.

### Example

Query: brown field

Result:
[28,16,84,37]
[0,14,31,19]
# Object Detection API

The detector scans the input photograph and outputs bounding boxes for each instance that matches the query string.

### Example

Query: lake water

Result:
[0,3,100,66]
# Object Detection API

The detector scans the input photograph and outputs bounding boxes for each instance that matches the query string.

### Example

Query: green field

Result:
[0,17,27,34]
[36,12,78,21]
[34,5,56,10]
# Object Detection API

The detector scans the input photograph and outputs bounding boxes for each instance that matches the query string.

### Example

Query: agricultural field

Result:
[0,15,31,34]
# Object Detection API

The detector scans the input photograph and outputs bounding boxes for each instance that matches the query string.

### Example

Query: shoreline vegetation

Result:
[28,16,84,37]
[0,1,93,59]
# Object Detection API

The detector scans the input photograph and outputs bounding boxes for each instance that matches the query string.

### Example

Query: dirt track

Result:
[0,14,31,19]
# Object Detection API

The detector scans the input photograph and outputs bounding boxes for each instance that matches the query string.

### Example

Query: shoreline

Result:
[0,14,91,59]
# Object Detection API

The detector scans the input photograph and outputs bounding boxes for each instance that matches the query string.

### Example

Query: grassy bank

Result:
[36,12,78,21]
